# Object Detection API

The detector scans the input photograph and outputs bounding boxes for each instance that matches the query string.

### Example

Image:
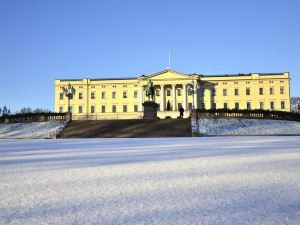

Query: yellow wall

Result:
[55,70,291,119]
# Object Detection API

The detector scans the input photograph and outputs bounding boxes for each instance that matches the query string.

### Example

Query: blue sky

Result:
[0,0,299,112]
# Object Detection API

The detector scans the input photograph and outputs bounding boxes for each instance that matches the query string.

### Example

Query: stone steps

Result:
[61,119,191,138]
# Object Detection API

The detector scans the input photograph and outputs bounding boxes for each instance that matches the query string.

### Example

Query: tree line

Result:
[0,106,52,117]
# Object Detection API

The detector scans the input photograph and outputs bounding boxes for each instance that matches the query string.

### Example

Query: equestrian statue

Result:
[145,80,154,101]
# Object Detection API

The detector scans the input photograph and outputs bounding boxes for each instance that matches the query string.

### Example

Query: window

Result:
[78,106,83,113]
[280,87,284,94]
[246,88,251,96]
[91,92,95,99]
[59,106,64,113]
[112,92,116,99]
[188,103,193,110]
[259,88,264,95]
[177,89,182,96]
[123,105,127,112]
[102,91,106,99]
[270,88,274,95]
[223,89,227,96]
[60,93,64,100]
[101,105,106,113]
[112,105,116,113]
[211,88,216,96]
[270,101,275,110]
[235,102,240,110]
[167,89,171,96]
[79,93,83,99]
[134,91,138,98]
[224,103,228,109]
[200,103,205,109]
[91,106,95,113]
[134,105,138,112]
[260,102,264,109]
[123,91,127,98]
[234,88,239,96]
[155,89,160,96]
[200,89,205,97]
[281,101,285,109]
[246,102,251,110]
[211,102,216,109]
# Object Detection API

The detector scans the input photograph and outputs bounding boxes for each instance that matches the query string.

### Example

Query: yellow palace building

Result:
[55,69,291,119]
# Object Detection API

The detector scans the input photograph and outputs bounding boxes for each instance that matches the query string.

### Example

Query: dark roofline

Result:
[91,77,137,81]
[58,79,82,81]
[203,73,286,77]
[57,77,137,81]
[56,72,288,81]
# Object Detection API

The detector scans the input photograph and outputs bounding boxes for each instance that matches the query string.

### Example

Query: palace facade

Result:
[55,69,291,119]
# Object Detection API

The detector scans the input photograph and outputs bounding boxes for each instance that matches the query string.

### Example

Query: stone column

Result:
[139,85,144,111]
[183,84,187,110]
[193,81,198,109]
[172,84,176,111]
[160,85,165,111]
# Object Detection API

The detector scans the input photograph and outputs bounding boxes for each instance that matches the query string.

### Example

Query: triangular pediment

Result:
[139,69,198,81]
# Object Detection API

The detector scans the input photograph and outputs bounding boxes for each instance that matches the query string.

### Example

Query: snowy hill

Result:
[0,121,67,139]
[195,118,300,135]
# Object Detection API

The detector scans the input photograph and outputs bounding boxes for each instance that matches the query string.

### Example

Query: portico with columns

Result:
[138,69,200,118]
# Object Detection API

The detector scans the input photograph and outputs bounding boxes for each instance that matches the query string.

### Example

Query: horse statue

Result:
[145,80,154,101]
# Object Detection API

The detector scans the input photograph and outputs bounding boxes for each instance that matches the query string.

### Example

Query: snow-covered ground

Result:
[0,137,300,225]
[195,118,300,135]
[0,121,67,139]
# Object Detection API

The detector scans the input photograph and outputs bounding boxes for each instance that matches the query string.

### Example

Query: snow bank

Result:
[0,137,300,225]
[0,121,67,139]
[192,118,300,135]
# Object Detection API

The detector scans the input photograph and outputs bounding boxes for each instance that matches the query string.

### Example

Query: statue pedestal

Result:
[142,101,159,119]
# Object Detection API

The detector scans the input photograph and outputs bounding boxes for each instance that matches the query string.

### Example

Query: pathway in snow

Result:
[0,137,300,225]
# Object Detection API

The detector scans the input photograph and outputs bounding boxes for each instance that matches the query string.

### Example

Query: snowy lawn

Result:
[196,118,300,135]
[0,122,67,139]
[0,137,300,225]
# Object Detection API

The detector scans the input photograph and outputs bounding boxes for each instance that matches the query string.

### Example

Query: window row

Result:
[210,87,285,97]
[59,105,139,113]
[60,91,139,100]
[204,101,286,110]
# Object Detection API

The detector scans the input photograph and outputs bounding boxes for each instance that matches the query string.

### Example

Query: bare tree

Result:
[19,107,32,114]
[33,108,52,113]
[291,97,300,113]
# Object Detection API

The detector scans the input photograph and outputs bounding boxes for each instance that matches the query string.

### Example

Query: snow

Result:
[0,121,67,139]
[0,137,300,225]
[195,118,300,135]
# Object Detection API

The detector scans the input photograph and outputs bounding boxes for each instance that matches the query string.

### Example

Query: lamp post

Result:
[61,83,76,113]
[186,80,200,109]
